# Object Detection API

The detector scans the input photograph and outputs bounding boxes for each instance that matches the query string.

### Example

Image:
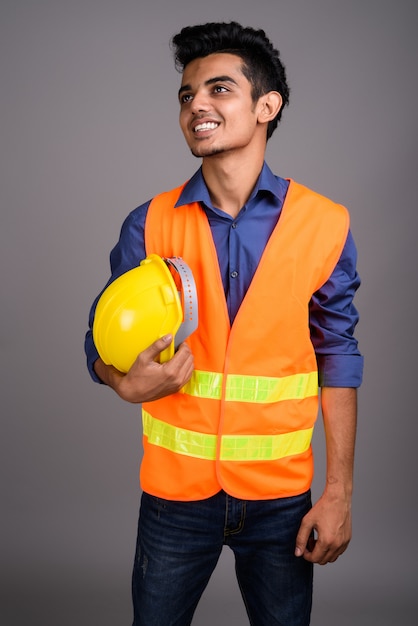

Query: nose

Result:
[191,89,210,114]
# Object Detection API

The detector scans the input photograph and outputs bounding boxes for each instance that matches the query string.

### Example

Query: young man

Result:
[85,22,363,626]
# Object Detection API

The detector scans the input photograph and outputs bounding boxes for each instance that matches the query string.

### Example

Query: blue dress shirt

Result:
[85,162,363,387]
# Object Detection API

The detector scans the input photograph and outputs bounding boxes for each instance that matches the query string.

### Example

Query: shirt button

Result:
[231,222,237,229]
[230,271,238,279]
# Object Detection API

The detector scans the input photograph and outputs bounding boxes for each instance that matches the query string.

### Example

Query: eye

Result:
[180,93,193,104]
[213,85,228,94]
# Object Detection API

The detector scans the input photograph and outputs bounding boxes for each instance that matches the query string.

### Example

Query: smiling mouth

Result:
[193,122,219,132]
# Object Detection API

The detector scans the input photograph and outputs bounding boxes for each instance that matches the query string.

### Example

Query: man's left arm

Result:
[295,386,357,564]
[295,228,363,564]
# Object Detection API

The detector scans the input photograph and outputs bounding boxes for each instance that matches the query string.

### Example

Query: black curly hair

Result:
[171,21,290,139]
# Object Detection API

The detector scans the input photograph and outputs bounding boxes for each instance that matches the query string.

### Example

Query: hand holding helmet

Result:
[93,333,194,403]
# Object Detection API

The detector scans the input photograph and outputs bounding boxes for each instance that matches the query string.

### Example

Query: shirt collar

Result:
[175,161,287,209]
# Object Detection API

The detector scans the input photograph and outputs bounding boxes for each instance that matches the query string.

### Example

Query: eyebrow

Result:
[178,75,239,97]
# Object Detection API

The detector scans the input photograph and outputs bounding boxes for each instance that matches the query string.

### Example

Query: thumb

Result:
[141,334,173,362]
[295,518,312,557]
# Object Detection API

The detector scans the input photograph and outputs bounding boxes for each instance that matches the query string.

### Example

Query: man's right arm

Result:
[93,335,194,404]
[85,201,150,384]
[86,200,195,402]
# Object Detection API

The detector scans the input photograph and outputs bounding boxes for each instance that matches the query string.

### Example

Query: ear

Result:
[257,91,283,124]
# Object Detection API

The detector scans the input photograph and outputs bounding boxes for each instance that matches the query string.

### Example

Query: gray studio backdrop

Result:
[2,0,417,624]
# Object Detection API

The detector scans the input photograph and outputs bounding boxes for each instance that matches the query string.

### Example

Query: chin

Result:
[190,145,228,158]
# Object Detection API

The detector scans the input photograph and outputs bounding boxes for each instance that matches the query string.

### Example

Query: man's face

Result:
[178,53,262,159]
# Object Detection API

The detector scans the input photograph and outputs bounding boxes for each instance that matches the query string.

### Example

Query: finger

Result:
[171,342,194,366]
[305,543,331,564]
[164,343,194,381]
[295,520,313,558]
[138,334,174,364]
[305,537,348,565]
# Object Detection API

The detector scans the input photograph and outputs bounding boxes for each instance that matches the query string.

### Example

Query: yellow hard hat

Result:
[93,254,198,373]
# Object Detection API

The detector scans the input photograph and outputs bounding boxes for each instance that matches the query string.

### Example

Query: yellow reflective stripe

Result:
[220,428,313,461]
[181,370,222,399]
[225,372,318,403]
[182,370,318,403]
[142,410,313,462]
[142,410,217,460]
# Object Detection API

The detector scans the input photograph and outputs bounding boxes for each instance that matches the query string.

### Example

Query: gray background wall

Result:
[1,0,417,624]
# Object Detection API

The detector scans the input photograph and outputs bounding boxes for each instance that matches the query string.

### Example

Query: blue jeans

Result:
[132,490,313,626]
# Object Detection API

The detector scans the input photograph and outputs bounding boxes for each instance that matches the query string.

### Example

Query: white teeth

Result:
[194,122,218,132]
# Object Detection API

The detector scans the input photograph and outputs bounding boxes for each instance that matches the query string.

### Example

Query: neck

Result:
[201,151,265,218]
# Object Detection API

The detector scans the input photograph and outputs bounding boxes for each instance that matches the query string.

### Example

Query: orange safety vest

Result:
[142,179,349,501]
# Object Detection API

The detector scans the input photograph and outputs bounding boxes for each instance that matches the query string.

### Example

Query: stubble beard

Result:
[189,142,231,158]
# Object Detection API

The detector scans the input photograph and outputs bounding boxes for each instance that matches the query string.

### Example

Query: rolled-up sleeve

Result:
[309,230,364,388]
